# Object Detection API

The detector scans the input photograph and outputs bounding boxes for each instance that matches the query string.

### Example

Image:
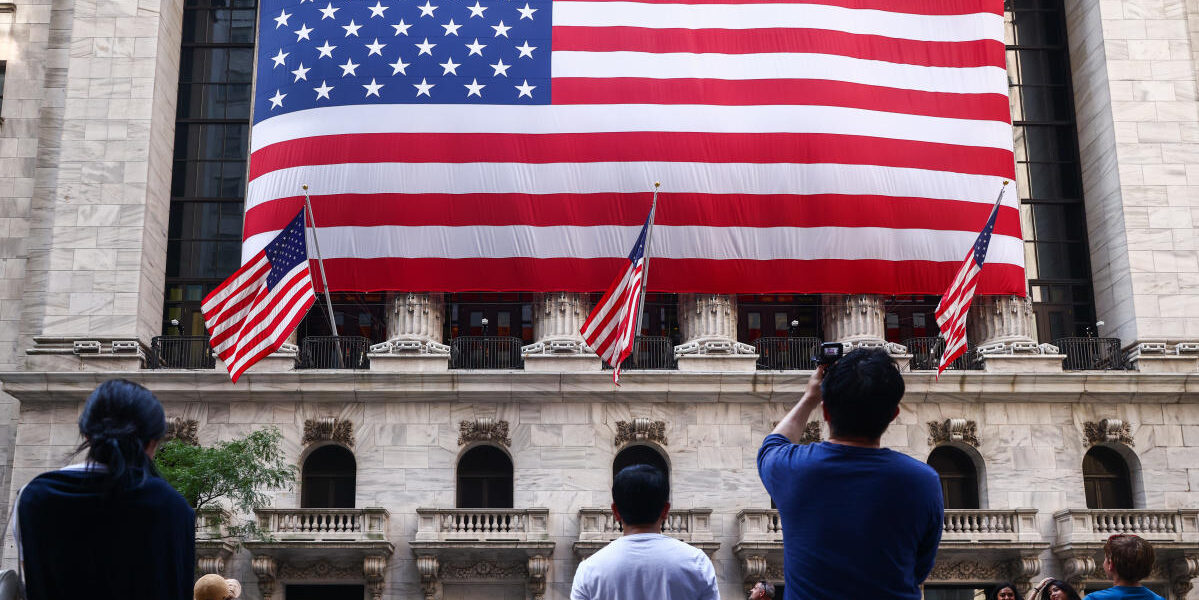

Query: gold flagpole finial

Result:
[302,184,309,191]
[1002,180,1010,186]
[653,181,661,188]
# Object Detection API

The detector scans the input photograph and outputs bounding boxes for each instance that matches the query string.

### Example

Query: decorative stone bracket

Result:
[415,555,551,600]
[1170,554,1198,600]
[928,418,979,447]
[252,556,277,600]
[615,418,667,446]
[165,417,199,445]
[303,417,355,447]
[459,418,511,447]
[256,556,390,600]
[1082,419,1133,447]
[674,338,757,355]
[369,339,450,355]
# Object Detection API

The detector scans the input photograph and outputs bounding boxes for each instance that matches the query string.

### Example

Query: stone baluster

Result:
[820,295,908,367]
[967,295,1063,373]
[674,294,757,372]
[368,293,450,371]
[522,292,601,371]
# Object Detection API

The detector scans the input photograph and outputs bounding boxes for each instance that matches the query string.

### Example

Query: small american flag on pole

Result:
[581,205,654,384]
[934,183,1008,378]
[203,208,316,382]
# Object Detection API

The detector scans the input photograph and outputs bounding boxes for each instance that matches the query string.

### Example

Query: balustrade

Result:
[253,508,390,542]
[1055,509,1199,546]
[413,508,549,542]
[576,508,715,547]
[941,509,1040,543]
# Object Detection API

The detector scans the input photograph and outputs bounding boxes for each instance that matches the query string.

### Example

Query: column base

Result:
[26,338,145,371]
[979,353,1065,373]
[239,347,298,374]
[368,353,450,372]
[523,353,602,372]
[676,354,758,372]
[1127,341,1199,373]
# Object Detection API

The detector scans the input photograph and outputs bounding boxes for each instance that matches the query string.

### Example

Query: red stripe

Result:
[303,256,1026,296]
[550,78,1009,121]
[229,275,315,369]
[553,27,1003,68]
[248,132,1013,182]
[228,300,312,383]
[243,195,1022,240]
[566,0,1002,16]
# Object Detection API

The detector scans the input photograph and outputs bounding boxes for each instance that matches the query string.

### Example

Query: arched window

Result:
[1083,446,1133,509]
[457,445,514,508]
[302,445,356,508]
[927,446,980,509]
[613,445,670,488]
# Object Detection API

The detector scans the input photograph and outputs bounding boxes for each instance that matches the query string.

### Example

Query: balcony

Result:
[409,509,555,599]
[148,336,215,369]
[904,337,981,371]
[1053,337,1127,371]
[242,507,394,559]
[600,336,678,370]
[1053,509,1199,588]
[754,337,819,370]
[195,508,236,575]
[941,509,1044,547]
[574,508,718,558]
[296,336,371,370]
[449,337,525,369]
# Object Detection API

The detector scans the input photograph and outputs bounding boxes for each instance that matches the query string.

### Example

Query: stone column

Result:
[522,293,600,371]
[967,295,1063,373]
[368,293,450,372]
[820,295,908,368]
[674,294,757,372]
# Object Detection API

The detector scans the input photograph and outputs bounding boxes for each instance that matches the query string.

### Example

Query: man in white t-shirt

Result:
[570,464,719,600]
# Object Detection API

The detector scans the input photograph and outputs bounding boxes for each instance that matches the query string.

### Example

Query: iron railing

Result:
[904,337,980,371]
[148,336,215,369]
[754,337,820,370]
[450,336,525,369]
[601,336,677,370]
[296,336,370,369]
[1053,337,1126,370]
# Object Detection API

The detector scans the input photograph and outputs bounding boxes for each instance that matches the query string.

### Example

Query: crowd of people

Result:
[4,352,1175,600]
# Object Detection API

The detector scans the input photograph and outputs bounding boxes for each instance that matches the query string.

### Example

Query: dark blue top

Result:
[757,434,944,600]
[1084,587,1167,600]
[17,469,195,600]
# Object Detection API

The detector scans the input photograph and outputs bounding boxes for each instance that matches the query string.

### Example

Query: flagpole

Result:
[302,185,340,338]
[633,181,660,340]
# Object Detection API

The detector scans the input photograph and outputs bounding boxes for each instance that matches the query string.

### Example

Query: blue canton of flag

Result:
[972,202,998,268]
[255,0,553,119]
[265,210,311,288]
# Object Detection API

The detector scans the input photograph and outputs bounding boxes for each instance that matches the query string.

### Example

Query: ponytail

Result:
[75,379,166,490]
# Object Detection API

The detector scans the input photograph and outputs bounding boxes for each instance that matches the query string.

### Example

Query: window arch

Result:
[302,445,356,508]
[457,445,514,508]
[613,445,670,488]
[1083,446,1133,509]
[927,446,980,509]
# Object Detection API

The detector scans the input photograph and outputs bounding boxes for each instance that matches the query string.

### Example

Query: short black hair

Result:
[821,348,905,440]
[612,464,669,526]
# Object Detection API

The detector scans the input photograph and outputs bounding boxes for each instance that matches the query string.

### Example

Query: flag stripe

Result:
[243,193,1021,236]
[552,27,1003,68]
[248,104,1013,153]
[227,266,316,372]
[561,0,1002,15]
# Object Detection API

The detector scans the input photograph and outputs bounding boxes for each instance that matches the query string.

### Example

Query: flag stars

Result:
[314,80,334,100]
[366,38,386,56]
[319,2,339,19]
[516,40,536,58]
[440,57,460,75]
[442,18,462,36]
[515,79,535,98]
[269,89,286,108]
[271,48,289,68]
[316,40,337,58]
[466,1,487,17]
[418,1,437,17]
[363,78,384,97]
[466,38,486,56]
[291,62,310,82]
[274,9,291,28]
[414,78,434,97]
[392,19,412,35]
[368,1,389,17]
[490,58,510,76]
[294,23,313,41]
[491,20,511,37]
[465,78,485,97]
[415,38,436,55]
[339,58,360,76]
[389,56,411,75]
[343,19,362,37]
[517,3,536,19]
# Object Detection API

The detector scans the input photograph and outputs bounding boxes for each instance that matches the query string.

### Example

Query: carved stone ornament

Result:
[441,560,528,580]
[364,555,388,600]
[252,555,277,600]
[928,560,1007,581]
[416,556,440,600]
[303,417,355,447]
[928,418,980,447]
[1171,554,1199,600]
[742,555,768,582]
[799,421,823,445]
[527,555,551,600]
[764,564,784,580]
[458,418,512,447]
[615,418,667,446]
[277,560,361,580]
[1063,554,1097,586]
[164,417,199,445]
[1083,419,1134,447]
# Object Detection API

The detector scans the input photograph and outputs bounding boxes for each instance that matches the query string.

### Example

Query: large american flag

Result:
[203,209,316,382]
[934,187,1003,378]
[246,0,1021,294]
[581,207,652,383]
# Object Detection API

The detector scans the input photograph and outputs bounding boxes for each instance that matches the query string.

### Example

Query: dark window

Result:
[285,585,364,600]
[613,445,670,488]
[297,293,388,342]
[927,446,980,509]
[302,445,356,508]
[924,586,995,600]
[457,446,514,509]
[883,296,940,343]
[162,0,257,335]
[0,61,6,118]
[446,293,535,343]
[1083,446,1133,509]
[1007,0,1098,340]
[738,294,820,342]
[638,293,681,343]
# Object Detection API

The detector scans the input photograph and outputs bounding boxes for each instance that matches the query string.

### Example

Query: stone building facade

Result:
[0,0,1198,599]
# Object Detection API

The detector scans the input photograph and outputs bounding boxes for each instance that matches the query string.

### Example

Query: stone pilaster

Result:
[674,294,756,372]
[821,294,908,355]
[368,293,449,372]
[522,293,600,371]
[968,295,1064,373]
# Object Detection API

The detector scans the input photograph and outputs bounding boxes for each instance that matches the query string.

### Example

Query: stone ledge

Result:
[367,353,450,372]
[980,353,1066,373]
[1131,355,1199,374]
[522,354,602,372]
[676,354,758,372]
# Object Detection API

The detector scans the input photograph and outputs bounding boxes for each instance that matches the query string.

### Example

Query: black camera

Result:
[814,342,844,367]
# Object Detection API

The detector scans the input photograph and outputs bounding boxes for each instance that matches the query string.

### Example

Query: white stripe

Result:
[249,104,1013,153]
[552,2,1003,43]
[243,225,1026,266]
[226,265,314,373]
[246,162,1010,212]
[582,266,636,340]
[202,255,269,313]
[552,52,1006,96]
[585,263,644,358]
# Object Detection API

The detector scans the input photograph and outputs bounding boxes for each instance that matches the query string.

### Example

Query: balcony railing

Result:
[1055,509,1199,546]
[753,337,820,370]
[737,509,782,544]
[148,336,215,369]
[296,336,371,369]
[577,508,715,545]
[450,336,525,369]
[1053,337,1126,371]
[600,336,677,370]
[904,337,980,371]
[413,508,550,543]
[254,508,391,542]
[942,509,1041,543]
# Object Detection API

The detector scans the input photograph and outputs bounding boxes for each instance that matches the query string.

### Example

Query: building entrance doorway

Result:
[286,584,364,600]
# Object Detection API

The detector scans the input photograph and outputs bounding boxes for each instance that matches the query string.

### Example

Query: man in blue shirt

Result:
[757,348,943,600]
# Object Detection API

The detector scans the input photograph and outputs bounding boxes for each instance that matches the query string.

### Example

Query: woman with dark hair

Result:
[1030,578,1084,600]
[991,582,1024,600]
[15,379,195,600]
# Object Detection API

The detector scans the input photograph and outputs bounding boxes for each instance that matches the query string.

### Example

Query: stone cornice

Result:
[2,370,1198,403]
